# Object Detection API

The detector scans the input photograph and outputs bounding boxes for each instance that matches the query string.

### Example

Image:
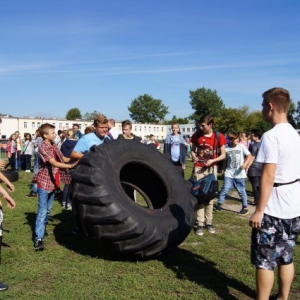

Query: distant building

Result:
[0,117,176,141]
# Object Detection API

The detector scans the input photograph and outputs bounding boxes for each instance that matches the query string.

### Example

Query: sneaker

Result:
[195,226,204,236]
[61,202,66,208]
[0,281,8,291]
[26,192,37,198]
[238,207,249,216]
[66,204,72,211]
[215,203,223,212]
[34,239,44,251]
[206,224,216,234]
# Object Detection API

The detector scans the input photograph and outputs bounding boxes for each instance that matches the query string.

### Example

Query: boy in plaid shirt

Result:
[34,123,77,251]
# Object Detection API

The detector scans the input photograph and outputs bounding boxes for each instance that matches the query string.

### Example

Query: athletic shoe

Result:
[238,208,249,216]
[195,226,204,236]
[215,204,223,212]
[34,239,44,251]
[0,282,8,291]
[66,205,72,211]
[206,224,216,234]
[26,192,37,198]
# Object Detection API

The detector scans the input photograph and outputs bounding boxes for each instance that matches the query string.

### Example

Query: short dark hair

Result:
[199,115,214,126]
[122,120,132,129]
[39,123,55,139]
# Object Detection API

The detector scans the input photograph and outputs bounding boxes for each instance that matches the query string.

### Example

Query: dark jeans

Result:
[24,154,32,170]
[248,176,261,203]
[5,154,16,170]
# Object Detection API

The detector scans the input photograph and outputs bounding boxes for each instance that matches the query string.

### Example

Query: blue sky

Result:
[1,0,300,121]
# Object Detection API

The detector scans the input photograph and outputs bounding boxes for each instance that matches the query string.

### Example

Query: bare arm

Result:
[0,172,14,192]
[70,150,84,160]
[249,163,276,228]
[48,158,78,169]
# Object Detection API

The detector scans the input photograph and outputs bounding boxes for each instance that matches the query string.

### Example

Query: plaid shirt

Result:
[36,141,71,191]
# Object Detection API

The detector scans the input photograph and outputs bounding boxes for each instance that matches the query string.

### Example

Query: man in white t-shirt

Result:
[249,87,300,300]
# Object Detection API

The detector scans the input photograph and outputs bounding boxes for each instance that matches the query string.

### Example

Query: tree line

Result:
[64,87,300,133]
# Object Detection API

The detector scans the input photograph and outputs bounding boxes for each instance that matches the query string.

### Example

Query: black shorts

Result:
[251,214,300,270]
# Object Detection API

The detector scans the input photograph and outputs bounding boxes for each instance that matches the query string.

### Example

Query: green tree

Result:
[189,87,225,125]
[128,94,169,123]
[287,101,297,128]
[163,115,190,125]
[215,108,245,133]
[66,108,82,120]
[82,111,102,121]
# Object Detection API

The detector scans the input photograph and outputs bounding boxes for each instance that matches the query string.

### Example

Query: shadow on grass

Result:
[51,210,105,258]
[161,248,256,300]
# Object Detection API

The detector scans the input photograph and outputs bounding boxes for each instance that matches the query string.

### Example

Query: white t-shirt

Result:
[256,123,300,218]
[224,144,250,178]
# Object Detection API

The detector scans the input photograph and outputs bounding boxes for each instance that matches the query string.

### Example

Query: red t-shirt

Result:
[191,131,227,168]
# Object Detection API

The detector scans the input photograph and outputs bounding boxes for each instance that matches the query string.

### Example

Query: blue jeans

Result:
[34,151,39,174]
[15,150,21,170]
[218,177,248,207]
[31,182,38,194]
[35,188,55,241]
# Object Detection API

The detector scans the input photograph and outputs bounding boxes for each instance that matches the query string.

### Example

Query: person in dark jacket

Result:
[163,122,187,176]
[60,129,77,210]
[247,131,263,205]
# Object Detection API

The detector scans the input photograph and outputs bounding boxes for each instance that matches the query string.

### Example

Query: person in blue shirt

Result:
[71,115,109,160]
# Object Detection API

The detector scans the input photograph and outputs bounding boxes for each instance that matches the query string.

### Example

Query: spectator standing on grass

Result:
[60,129,77,210]
[249,88,300,300]
[163,122,187,175]
[215,132,252,215]
[4,134,17,171]
[23,133,34,172]
[247,131,263,206]
[34,123,77,251]
[73,124,83,140]
[147,134,160,149]
[190,115,227,236]
[108,119,120,140]
[14,131,22,171]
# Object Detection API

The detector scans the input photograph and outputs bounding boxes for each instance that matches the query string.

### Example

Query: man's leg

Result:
[256,268,274,300]
[277,263,294,300]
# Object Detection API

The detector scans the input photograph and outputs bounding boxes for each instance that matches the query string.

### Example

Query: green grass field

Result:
[0,162,300,299]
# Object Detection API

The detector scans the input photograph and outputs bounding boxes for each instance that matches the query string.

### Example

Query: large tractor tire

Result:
[0,170,19,183]
[71,138,197,259]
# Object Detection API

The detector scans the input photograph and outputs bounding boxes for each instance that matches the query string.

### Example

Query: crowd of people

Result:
[0,87,300,299]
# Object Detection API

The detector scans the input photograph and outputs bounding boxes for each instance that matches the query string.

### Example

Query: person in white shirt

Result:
[249,87,300,300]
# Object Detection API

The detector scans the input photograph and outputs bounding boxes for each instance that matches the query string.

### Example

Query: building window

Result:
[144,126,147,132]
[65,123,69,129]
[32,122,35,129]
[139,126,142,131]
[149,126,151,132]
[154,127,156,132]
[182,128,185,132]
[135,126,137,131]
[161,127,164,132]
[187,128,190,132]
[37,122,41,128]
[24,122,27,128]
[59,123,62,129]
